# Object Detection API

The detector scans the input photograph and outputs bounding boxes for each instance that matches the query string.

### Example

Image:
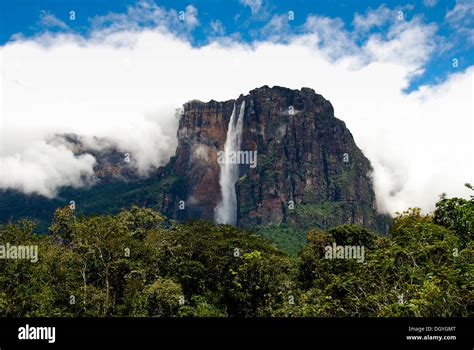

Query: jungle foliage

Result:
[0,186,472,317]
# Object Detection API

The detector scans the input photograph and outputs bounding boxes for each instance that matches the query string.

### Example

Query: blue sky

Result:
[1,0,473,91]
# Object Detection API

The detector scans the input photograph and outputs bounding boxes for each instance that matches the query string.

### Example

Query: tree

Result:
[433,184,474,247]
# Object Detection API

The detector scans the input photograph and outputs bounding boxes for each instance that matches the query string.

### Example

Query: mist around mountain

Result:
[0,86,392,254]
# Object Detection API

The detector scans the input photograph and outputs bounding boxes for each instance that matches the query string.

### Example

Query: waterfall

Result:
[215,100,245,225]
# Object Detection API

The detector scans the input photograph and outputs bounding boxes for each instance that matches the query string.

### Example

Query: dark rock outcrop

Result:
[165,86,385,232]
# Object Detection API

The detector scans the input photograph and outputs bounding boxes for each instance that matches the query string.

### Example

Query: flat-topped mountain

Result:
[0,86,390,248]
[164,86,386,232]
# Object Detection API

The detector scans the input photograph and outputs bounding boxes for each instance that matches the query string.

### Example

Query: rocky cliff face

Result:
[0,85,388,235]
[169,99,236,220]
[165,86,384,232]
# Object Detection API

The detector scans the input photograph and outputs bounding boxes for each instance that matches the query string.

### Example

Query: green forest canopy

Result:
[0,185,472,317]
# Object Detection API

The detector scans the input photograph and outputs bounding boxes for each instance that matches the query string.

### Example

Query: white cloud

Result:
[39,11,69,30]
[445,0,474,45]
[303,15,358,59]
[89,1,199,37]
[209,20,225,36]
[364,18,438,73]
[0,141,96,197]
[258,14,292,41]
[353,6,392,32]
[240,0,263,15]
[182,5,199,28]
[446,0,474,24]
[423,0,438,8]
[0,8,472,214]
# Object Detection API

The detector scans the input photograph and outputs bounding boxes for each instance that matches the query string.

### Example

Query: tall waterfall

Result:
[215,101,245,225]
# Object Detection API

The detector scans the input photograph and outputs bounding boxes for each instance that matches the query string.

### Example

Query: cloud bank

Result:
[0,3,472,214]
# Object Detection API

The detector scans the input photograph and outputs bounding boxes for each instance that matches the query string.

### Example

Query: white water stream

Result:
[215,101,245,225]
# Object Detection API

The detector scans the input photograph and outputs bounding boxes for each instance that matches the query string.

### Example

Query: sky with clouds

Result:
[0,0,473,214]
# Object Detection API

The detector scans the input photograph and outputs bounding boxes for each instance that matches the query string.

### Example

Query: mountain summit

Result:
[161,86,387,232]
